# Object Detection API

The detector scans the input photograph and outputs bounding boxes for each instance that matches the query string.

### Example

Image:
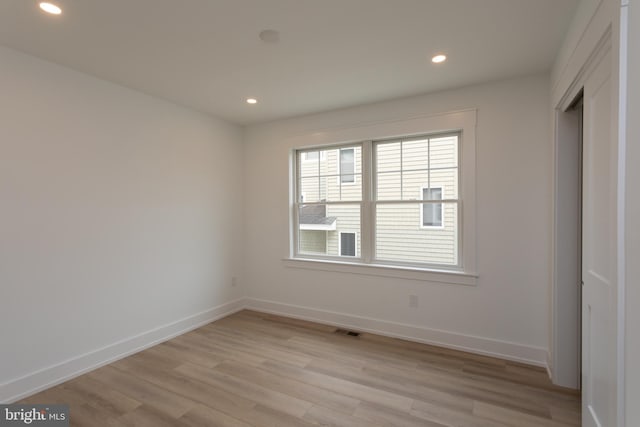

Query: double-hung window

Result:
[294,133,461,269]
[296,145,363,259]
[374,134,459,266]
[290,109,476,280]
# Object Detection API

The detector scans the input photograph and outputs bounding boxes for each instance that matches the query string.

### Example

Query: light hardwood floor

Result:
[21,310,581,426]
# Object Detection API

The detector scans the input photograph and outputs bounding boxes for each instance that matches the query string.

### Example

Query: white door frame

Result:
[552,29,612,391]
[552,16,627,424]
[552,95,583,390]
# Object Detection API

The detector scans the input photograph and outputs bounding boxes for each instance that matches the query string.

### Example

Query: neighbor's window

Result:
[339,148,355,184]
[421,187,443,228]
[294,133,460,269]
[339,232,357,257]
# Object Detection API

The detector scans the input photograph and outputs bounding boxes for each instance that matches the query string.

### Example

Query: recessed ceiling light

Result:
[39,2,62,15]
[246,98,258,104]
[432,54,447,64]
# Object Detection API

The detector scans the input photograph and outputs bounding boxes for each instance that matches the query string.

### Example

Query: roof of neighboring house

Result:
[299,214,337,225]
[299,204,337,229]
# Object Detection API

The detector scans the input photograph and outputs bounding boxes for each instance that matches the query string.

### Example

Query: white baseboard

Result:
[546,352,554,380]
[245,298,549,368]
[0,298,245,403]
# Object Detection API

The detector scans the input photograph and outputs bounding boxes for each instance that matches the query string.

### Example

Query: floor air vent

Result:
[335,329,360,337]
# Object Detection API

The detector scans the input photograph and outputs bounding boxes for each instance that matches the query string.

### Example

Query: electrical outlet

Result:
[409,294,419,308]
[231,277,237,287]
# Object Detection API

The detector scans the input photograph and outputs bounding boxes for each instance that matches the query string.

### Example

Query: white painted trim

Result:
[338,231,358,257]
[245,298,548,367]
[552,0,607,103]
[300,222,336,231]
[546,352,554,380]
[283,257,477,286]
[617,3,628,425]
[0,298,245,404]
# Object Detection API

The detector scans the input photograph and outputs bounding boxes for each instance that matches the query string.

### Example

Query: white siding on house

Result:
[376,203,458,265]
[299,230,327,254]
[326,204,360,257]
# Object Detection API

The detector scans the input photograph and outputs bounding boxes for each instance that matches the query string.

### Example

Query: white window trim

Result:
[288,109,477,284]
[338,231,358,257]
[282,257,477,286]
[338,147,357,185]
[300,222,336,231]
[420,186,445,229]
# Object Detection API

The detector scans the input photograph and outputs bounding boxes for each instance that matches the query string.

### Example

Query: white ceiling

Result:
[0,0,579,125]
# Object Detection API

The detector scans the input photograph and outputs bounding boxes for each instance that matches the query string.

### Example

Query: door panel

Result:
[582,49,616,427]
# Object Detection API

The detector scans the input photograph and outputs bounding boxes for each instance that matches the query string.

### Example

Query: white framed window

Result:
[289,109,477,282]
[373,134,459,267]
[339,148,356,184]
[339,232,357,257]
[420,187,444,228]
[295,145,362,260]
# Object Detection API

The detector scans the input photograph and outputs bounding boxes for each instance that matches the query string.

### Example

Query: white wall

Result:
[625,0,639,424]
[0,46,244,401]
[244,74,552,365]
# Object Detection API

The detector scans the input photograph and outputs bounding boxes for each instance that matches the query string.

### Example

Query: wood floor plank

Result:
[411,398,511,427]
[212,359,362,415]
[302,404,385,427]
[353,401,448,427]
[117,404,186,427]
[260,359,415,412]
[110,357,258,419]
[174,362,313,418]
[63,377,141,416]
[178,404,252,427]
[85,365,197,419]
[20,310,581,427]
[473,401,573,427]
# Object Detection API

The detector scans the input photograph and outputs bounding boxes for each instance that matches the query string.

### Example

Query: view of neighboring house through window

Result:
[294,133,460,268]
[296,145,362,258]
[421,187,443,227]
[339,148,355,183]
[374,134,459,266]
[339,232,357,256]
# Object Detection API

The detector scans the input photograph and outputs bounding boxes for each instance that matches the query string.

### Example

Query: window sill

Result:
[282,258,478,286]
